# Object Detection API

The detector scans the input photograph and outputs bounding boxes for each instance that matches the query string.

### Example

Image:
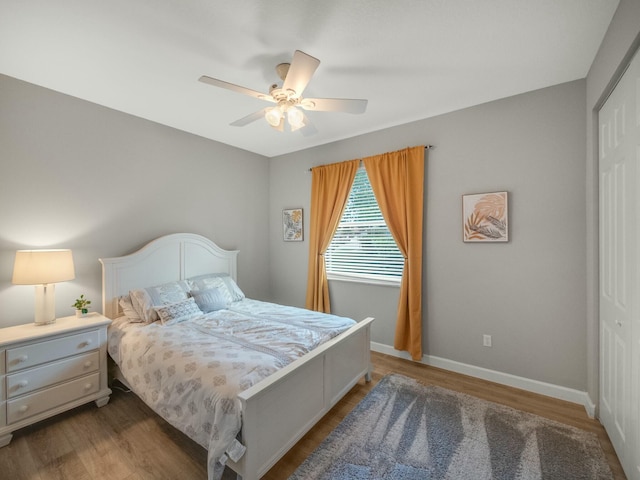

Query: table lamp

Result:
[12,249,76,325]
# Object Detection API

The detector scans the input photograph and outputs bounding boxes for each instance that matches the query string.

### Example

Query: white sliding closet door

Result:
[599,47,640,480]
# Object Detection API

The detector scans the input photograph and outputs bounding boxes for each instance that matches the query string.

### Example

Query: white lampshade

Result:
[12,249,75,285]
[12,249,75,326]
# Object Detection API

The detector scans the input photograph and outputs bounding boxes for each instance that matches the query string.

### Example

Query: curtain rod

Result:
[308,145,433,172]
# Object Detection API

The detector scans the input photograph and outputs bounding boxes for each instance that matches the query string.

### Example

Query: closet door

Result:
[599,48,640,480]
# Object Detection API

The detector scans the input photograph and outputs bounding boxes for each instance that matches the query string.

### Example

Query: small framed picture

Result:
[283,208,303,242]
[463,192,509,242]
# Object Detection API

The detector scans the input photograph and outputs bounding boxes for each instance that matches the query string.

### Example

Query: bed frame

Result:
[100,233,373,480]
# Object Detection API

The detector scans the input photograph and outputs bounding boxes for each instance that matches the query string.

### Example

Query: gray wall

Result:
[585,0,640,404]
[0,74,270,327]
[269,80,588,391]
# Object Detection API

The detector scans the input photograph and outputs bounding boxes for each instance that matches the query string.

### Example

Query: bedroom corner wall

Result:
[0,74,270,328]
[269,79,588,393]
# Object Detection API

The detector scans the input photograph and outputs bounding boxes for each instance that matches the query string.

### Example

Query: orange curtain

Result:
[305,159,360,313]
[363,146,424,360]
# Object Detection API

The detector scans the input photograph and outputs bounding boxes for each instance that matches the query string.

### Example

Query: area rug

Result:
[289,374,613,480]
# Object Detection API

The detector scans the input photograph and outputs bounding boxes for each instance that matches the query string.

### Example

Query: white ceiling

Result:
[0,0,619,158]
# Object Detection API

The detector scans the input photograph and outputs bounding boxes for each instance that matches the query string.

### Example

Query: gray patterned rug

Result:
[289,374,613,480]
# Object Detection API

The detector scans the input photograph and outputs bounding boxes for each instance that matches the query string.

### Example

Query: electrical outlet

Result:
[483,334,492,347]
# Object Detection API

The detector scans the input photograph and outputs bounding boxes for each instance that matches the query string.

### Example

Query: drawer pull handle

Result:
[84,383,93,391]
[17,355,28,363]
[18,405,29,413]
[80,339,93,348]
[83,361,93,368]
[17,380,29,388]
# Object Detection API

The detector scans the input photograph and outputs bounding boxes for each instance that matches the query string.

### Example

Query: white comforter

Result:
[108,298,356,479]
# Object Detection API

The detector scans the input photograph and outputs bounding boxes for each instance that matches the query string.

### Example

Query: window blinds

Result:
[325,168,404,282]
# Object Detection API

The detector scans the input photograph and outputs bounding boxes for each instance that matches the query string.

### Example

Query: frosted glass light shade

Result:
[287,107,305,130]
[12,249,75,285]
[265,107,283,127]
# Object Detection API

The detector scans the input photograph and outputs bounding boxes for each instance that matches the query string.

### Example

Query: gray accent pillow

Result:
[191,287,228,313]
[187,273,245,303]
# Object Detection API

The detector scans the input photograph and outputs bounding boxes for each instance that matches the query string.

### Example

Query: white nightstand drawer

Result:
[7,351,100,399]
[6,330,100,372]
[7,372,100,424]
[0,402,5,427]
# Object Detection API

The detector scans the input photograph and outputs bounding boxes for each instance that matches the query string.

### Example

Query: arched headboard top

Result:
[100,233,239,319]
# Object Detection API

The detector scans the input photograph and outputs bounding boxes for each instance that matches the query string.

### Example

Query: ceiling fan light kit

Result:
[199,50,368,134]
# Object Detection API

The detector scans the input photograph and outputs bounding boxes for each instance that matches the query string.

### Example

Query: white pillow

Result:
[119,295,143,323]
[155,297,202,325]
[129,280,191,323]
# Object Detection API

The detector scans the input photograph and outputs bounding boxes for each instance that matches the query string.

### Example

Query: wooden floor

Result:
[0,351,626,479]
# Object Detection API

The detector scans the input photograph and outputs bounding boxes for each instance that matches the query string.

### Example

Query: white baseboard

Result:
[370,341,597,418]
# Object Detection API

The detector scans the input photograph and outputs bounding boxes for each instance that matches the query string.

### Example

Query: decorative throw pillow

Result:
[191,287,228,313]
[188,273,245,304]
[155,297,202,325]
[129,280,191,323]
[119,295,143,323]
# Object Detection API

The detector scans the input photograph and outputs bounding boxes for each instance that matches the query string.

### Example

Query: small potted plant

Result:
[72,295,91,317]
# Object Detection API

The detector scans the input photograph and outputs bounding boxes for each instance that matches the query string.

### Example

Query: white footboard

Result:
[226,317,374,480]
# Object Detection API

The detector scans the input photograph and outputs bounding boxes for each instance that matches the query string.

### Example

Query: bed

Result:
[100,233,374,480]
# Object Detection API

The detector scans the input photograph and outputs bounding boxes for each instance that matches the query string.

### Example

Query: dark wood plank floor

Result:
[0,351,626,479]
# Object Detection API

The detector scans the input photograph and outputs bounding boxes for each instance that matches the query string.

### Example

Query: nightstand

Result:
[0,313,112,447]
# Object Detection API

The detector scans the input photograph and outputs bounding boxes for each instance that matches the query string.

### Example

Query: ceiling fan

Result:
[199,50,368,134]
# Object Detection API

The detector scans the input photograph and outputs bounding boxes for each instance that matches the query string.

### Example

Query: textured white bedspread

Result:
[108,299,356,479]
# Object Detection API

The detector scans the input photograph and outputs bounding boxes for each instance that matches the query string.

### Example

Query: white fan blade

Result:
[199,75,275,103]
[282,50,320,98]
[301,97,367,114]
[230,108,269,127]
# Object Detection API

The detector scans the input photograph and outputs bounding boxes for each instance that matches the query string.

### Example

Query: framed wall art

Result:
[283,208,303,242]
[462,191,509,242]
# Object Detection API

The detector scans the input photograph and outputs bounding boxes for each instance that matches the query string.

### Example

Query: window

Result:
[325,167,404,285]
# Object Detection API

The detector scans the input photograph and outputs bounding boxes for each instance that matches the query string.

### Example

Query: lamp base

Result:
[34,284,57,326]
[34,318,56,326]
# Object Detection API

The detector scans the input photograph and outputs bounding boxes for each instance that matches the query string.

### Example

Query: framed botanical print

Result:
[462,192,509,242]
[283,208,303,242]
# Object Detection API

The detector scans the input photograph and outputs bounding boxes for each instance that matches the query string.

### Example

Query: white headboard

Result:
[99,233,239,319]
